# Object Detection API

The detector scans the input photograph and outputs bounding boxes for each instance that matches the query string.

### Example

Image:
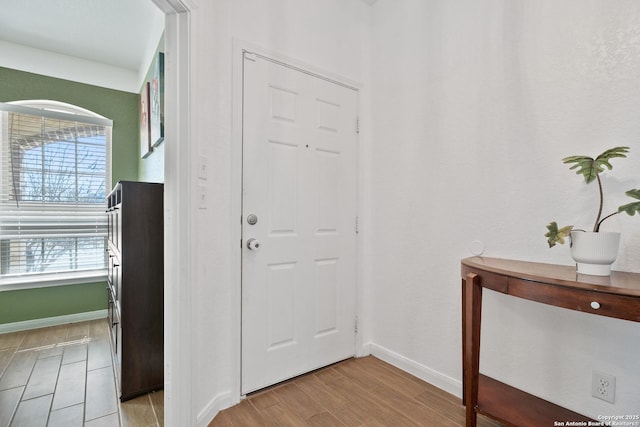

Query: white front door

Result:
[241,53,359,394]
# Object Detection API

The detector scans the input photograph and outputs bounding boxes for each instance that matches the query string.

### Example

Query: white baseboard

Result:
[0,309,107,334]
[194,342,461,426]
[197,391,234,427]
[367,342,462,399]
[358,341,373,357]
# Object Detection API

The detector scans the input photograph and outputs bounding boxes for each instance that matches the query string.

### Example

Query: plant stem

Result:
[594,173,604,232]
[596,211,620,230]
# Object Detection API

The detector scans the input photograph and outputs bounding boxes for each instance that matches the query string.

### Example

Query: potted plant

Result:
[545,146,640,275]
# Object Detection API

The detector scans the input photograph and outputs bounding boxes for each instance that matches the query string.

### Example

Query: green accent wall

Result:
[0,283,107,324]
[0,67,140,325]
[0,67,139,187]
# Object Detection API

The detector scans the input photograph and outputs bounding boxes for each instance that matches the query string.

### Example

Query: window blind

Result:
[0,101,112,287]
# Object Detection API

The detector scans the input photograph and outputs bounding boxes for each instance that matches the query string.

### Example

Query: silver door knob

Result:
[246,238,261,251]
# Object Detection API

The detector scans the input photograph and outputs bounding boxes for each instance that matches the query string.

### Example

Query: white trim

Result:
[0,271,107,291]
[2,100,112,125]
[0,309,107,334]
[360,341,373,356]
[369,342,463,398]
[231,39,365,402]
[196,391,233,427]
[233,39,362,91]
[230,39,244,405]
[151,1,194,426]
[247,52,359,91]
[355,82,372,357]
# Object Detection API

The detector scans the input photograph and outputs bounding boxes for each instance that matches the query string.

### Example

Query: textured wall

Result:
[370,0,640,417]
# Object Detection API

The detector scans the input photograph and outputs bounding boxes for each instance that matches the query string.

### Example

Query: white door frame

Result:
[231,39,367,400]
[151,0,194,425]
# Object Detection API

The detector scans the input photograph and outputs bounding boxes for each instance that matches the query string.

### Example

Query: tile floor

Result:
[0,319,163,427]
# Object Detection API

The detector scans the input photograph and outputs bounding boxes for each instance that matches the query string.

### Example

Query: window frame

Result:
[0,100,112,290]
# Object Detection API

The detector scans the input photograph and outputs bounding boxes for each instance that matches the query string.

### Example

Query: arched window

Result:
[0,100,112,288]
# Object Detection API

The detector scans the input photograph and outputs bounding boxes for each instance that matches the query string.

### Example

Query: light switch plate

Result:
[198,184,207,209]
[198,155,208,180]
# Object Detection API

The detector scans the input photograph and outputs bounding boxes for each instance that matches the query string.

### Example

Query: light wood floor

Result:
[210,356,504,427]
[0,319,163,427]
[3,322,505,427]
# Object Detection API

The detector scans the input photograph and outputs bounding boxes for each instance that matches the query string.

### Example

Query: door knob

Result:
[246,238,261,251]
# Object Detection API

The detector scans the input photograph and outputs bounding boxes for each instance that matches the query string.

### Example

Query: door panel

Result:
[241,53,358,394]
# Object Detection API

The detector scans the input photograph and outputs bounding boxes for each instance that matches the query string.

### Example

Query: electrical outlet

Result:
[592,371,616,404]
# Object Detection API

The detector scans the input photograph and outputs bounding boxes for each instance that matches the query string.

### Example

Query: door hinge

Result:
[355,216,359,234]
[356,116,360,134]
[354,316,359,334]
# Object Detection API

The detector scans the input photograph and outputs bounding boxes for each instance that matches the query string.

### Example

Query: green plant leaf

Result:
[562,146,629,184]
[618,188,640,216]
[545,221,574,247]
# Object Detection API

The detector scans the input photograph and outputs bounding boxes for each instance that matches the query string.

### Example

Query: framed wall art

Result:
[140,81,152,158]
[150,52,164,147]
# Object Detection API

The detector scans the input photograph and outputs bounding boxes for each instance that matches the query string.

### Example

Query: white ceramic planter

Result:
[570,231,621,276]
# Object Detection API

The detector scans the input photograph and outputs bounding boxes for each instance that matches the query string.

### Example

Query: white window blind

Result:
[0,101,112,288]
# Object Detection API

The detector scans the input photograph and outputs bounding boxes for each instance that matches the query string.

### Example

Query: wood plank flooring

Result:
[0,319,163,427]
[210,356,505,427]
[3,321,505,426]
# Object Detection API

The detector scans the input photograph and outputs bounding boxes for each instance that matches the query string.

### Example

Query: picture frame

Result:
[140,81,152,158]
[150,52,164,147]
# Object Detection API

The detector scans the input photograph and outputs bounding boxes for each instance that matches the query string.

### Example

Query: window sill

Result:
[0,269,108,291]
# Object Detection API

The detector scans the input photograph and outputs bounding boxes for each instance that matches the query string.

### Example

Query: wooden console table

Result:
[461,257,640,427]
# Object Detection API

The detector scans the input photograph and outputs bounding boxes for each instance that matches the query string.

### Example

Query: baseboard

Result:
[193,343,461,425]
[368,342,462,398]
[357,341,373,357]
[197,391,234,427]
[0,309,107,334]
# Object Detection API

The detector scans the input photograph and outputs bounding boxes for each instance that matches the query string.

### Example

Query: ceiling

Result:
[0,0,377,92]
[0,0,164,92]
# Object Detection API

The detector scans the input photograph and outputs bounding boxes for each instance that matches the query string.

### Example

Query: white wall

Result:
[370,0,640,418]
[0,41,140,93]
[139,142,164,182]
[183,0,372,424]
[0,11,164,94]
[182,0,640,423]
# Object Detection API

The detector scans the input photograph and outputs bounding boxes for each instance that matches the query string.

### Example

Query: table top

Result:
[461,257,640,298]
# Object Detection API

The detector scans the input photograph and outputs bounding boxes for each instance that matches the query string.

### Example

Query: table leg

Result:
[464,273,482,427]
[461,278,466,406]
